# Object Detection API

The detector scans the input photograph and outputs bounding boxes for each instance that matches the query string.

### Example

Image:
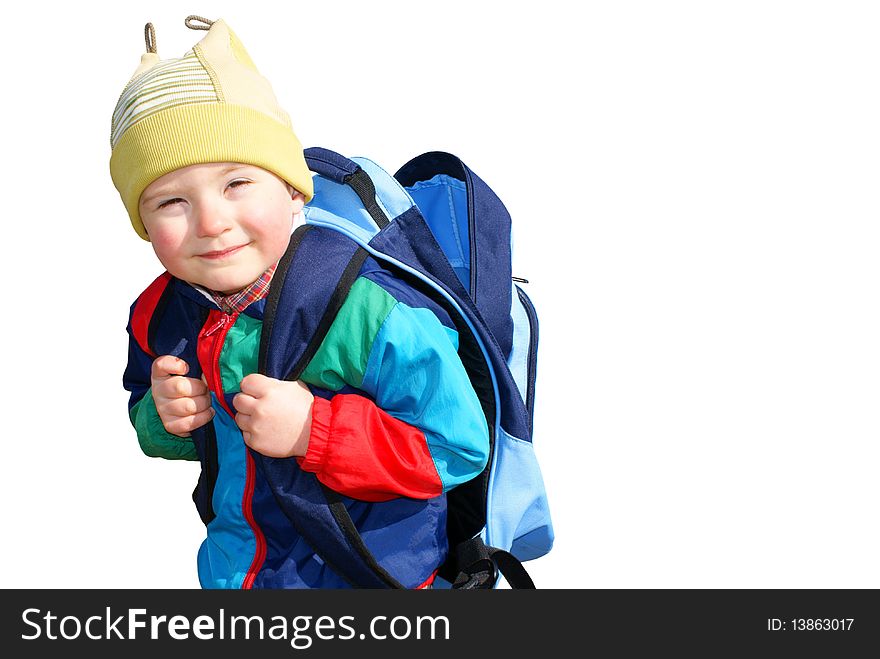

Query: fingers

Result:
[151,358,212,436]
[162,407,216,437]
[158,392,212,418]
[165,375,209,399]
[235,411,252,433]
[232,392,258,415]
[239,373,272,397]
[152,355,189,379]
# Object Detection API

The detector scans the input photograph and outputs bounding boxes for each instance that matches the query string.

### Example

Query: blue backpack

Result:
[256,148,553,588]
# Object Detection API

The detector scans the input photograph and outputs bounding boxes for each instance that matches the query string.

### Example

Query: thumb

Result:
[239,372,271,396]
[152,355,189,379]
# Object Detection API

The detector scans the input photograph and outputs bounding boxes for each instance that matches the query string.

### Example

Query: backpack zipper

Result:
[465,168,478,302]
[199,309,267,589]
[515,285,539,435]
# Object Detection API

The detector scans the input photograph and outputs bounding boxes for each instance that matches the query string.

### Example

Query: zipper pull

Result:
[204,314,231,337]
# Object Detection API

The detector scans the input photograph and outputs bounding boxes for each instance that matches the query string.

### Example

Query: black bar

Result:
[2,589,877,656]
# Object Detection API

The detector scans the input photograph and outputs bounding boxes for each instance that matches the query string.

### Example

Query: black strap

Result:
[451,536,536,589]
[345,169,390,229]
[321,485,405,589]
[490,549,536,589]
[303,147,390,230]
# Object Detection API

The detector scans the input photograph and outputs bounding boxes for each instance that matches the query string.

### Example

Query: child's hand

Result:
[151,355,214,437]
[233,375,314,458]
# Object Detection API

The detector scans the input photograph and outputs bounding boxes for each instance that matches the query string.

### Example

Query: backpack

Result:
[255,147,553,588]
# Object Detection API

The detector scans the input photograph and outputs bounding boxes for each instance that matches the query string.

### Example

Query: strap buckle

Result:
[448,536,537,589]
[452,557,498,589]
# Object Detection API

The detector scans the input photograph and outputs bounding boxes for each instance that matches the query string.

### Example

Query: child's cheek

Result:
[261,212,296,256]
[150,229,187,268]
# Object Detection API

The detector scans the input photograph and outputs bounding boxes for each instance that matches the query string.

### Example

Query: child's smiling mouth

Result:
[198,243,250,260]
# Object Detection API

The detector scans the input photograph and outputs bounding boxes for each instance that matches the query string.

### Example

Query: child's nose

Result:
[193,201,233,237]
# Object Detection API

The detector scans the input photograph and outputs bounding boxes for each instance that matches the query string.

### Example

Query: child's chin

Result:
[197,275,249,295]
[213,283,246,295]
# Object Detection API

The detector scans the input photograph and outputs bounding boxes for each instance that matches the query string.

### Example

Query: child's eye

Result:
[227,179,252,190]
[157,198,183,209]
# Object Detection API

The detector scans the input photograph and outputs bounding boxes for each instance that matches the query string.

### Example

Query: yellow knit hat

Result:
[110,16,313,241]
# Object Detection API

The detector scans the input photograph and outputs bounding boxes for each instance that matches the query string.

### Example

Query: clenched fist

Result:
[151,355,214,437]
[233,374,314,458]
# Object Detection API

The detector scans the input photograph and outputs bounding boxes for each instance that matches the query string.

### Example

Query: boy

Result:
[112,16,489,588]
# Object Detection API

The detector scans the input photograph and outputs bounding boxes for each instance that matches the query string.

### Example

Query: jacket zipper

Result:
[515,285,539,435]
[200,310,267,589]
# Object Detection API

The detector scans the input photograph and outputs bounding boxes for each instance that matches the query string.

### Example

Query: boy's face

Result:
[139,162,305,294]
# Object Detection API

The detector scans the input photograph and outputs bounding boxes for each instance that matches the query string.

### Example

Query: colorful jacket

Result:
[123,256,490,589]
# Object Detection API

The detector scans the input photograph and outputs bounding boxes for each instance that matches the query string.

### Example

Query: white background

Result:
[1,1,878,589]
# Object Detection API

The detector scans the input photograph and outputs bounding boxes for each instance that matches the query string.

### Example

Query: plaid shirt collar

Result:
[205,262,278,315]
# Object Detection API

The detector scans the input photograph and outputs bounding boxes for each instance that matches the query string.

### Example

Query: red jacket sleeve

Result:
[297,395,443,502]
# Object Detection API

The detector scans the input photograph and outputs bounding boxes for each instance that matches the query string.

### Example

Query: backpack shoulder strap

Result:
[260,223,367,381]
[257,222,405,588]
